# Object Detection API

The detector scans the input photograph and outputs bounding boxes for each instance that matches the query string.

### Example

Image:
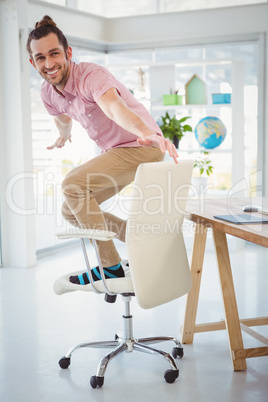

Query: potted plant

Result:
[192,151,214,196]
[159,112,192,148]
[193,151,213,177]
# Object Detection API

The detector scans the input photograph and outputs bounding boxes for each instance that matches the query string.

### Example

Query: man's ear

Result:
[67,46,72,61]
[29,58,37,69]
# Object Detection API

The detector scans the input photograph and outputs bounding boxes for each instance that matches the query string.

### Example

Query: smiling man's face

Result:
[30,33,72,92]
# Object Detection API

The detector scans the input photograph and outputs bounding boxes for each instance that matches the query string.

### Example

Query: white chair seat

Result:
[53,266,134,296]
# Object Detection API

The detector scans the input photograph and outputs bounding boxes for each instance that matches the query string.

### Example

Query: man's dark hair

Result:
[27,15,69,59]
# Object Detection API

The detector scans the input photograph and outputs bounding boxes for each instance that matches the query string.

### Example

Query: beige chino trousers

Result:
[61,146,164,267]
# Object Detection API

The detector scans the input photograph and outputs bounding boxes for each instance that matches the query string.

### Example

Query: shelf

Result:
[151,104,232,111]
[106,59,232,70]
[179,148,232,154]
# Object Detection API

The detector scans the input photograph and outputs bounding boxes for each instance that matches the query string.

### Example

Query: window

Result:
[103,42,259,196]
[153,42,258,196]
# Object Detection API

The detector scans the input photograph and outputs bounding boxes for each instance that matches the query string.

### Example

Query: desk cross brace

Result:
[181,223,268,371]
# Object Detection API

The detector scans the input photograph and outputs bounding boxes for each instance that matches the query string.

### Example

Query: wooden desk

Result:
[182,197,268,371]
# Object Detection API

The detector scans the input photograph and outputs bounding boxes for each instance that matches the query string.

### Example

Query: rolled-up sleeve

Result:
[80,67,121,104]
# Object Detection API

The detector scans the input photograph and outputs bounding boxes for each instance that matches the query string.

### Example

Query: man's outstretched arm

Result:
[98,88,178,163]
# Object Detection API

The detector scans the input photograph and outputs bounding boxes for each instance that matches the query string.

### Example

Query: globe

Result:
[195,116,227,149]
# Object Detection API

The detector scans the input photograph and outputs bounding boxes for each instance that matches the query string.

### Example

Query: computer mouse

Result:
[242,205,259,212]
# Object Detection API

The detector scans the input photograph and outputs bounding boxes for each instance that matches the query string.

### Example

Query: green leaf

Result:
[182,124,192,132]
[178,116,190,123]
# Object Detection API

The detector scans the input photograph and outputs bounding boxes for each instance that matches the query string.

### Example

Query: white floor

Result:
[0,238,267,402]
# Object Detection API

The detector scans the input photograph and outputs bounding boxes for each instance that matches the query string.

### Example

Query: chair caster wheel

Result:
[59,356,71,369]
[172,346,184,358]
[164,369,179,384]
[90,375,104,389]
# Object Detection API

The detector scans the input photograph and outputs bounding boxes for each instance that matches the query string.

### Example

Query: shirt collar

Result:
[50,61,76,98]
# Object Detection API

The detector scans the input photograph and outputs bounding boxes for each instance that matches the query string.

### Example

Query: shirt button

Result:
[69,101,72,104]
[95,140,99,143]
[88,114,91,117]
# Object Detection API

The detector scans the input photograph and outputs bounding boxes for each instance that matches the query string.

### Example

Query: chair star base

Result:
[58,295,182,388]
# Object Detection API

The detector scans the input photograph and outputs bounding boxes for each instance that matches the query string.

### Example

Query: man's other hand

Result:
[47,136,72,150]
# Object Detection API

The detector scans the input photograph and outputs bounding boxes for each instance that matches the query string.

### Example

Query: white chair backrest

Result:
[126,160,193,309]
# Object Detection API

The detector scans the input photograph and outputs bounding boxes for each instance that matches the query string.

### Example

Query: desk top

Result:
[185,197,268,248]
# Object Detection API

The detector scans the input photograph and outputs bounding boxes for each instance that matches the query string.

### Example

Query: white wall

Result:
[105,3,268,49]
[0,0,36,267]
[28,1,268,50]
[28,0,107,48]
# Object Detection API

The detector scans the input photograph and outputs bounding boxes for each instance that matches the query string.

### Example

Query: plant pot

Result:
[162,94,183,106]
[172,137,179,149]
[192,176,208,196]
[212,93,231,104]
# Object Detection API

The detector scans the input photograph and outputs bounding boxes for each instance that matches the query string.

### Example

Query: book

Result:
[214,214,268,225]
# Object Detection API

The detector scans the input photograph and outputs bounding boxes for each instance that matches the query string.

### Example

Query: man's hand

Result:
[137,134,179,164]
[47,136,72,150]
[47,115,72,150]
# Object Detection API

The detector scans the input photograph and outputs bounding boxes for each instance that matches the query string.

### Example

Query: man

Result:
[27,15,178,285]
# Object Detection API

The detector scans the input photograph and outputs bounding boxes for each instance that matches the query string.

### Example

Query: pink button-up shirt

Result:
[41,62,163,151]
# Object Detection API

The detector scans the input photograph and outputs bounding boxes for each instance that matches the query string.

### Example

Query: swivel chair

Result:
[54,160,193,388]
